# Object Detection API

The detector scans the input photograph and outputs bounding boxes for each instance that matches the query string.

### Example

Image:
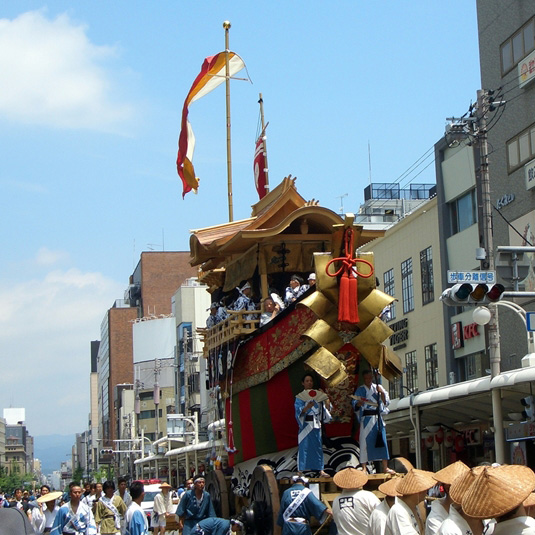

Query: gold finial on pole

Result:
[223,20,233,222]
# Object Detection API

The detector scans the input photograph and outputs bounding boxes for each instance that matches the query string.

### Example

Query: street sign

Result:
[447,271,496,284]
[527,312,535,332]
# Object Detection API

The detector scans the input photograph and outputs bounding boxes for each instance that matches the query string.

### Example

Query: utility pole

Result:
[445,89,506,463]
[154,359,161,440]
[474,89,505,463]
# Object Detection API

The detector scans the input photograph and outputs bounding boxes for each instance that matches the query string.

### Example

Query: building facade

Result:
[477,0,535,366]
[96,251,197,462]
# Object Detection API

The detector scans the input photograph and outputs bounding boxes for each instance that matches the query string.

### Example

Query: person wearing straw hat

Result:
[385,468,436,535]
[152,482,176,535]
[32,488,62,533]
[368,477,401,535]
[277,474,331,535]
[437,466,489,535]
[462,464,535,534]
[524,492,535,519]
[426,461,469,535]
[332,467,379,535]
[176,475,216,535]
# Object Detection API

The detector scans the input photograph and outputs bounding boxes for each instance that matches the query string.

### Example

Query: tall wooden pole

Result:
[258,93,270,194]
[223,21,234,222]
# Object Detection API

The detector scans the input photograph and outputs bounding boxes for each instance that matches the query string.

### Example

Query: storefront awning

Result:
[385,367,535,437]
[165,439,223,457]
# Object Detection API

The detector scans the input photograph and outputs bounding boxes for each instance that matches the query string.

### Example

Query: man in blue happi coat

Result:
[193,515,244,535]
[51,482,97,535]
[277,475,331,535]
[352,369,394,474]
[176,475,216,535]
[294,373,332,477]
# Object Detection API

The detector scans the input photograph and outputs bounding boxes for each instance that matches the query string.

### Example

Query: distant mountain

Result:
[34,434,76,475]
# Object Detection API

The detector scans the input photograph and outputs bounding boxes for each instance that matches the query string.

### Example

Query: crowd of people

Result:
[3,460,535,534]
[279,462,535,535]
[205,273,316,330]
[0,472,249,535]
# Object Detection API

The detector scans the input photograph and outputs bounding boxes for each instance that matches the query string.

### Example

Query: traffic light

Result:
[100,448,114,455]
[521,396,535,421]
[440,283,505,306]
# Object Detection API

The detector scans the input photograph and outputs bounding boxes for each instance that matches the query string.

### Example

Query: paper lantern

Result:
[425,434,434,449]
[454,434,465,453]
[444,431,454,448]
[435,427,444,445]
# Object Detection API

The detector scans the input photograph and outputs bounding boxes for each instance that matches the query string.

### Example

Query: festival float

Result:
[176,23,404,535]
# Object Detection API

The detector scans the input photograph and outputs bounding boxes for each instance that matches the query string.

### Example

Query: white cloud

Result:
[0,10,133,131]
[35,247,70,266]
[0,265,124,436]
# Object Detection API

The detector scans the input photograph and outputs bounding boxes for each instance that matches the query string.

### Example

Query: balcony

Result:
[197,309,261,356]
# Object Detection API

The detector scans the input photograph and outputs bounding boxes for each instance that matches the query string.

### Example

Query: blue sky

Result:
[0,2,480,441]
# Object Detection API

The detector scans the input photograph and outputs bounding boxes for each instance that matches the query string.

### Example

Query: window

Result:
[450,190,477,234]
[507,123,535,173]
[500,17,535,75]
[383,269,396,320]
[405,350,418,392]
[138,410,156,420]
[389,377,401,399]
[420,247,434,305]
[464,354,477,380]
[401,258,414,314]
[425,343,439,389]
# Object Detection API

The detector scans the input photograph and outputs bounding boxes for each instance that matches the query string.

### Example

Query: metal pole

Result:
[258,92,269,193]
[475,89,505,463]
[194,412,199,475]
[223,21,233,222]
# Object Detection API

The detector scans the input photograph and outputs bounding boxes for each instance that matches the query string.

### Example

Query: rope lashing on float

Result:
[325,227,374,324]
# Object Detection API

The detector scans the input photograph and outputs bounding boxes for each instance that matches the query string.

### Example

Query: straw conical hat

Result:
[378,477,402,497]
[433,460,470,485]
[396,468,436,495]
[333,467,368,489]
[449,466,486,505]
[462,465,535,518]
[37,491,63,503]
[159,482,172,489]
[524,492,535,508]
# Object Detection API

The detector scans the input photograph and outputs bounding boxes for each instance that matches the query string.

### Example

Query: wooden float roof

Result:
[189,176,385,268]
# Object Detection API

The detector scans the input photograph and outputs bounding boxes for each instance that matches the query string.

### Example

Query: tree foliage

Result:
[0,465,33,494]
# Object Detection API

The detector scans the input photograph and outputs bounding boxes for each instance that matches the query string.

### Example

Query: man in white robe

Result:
[332,467,379,535]
[426,460,469,535]
[463,465,535,535]
[367,478,400,535]
[32,489,61,534]
[385,469,435,535]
